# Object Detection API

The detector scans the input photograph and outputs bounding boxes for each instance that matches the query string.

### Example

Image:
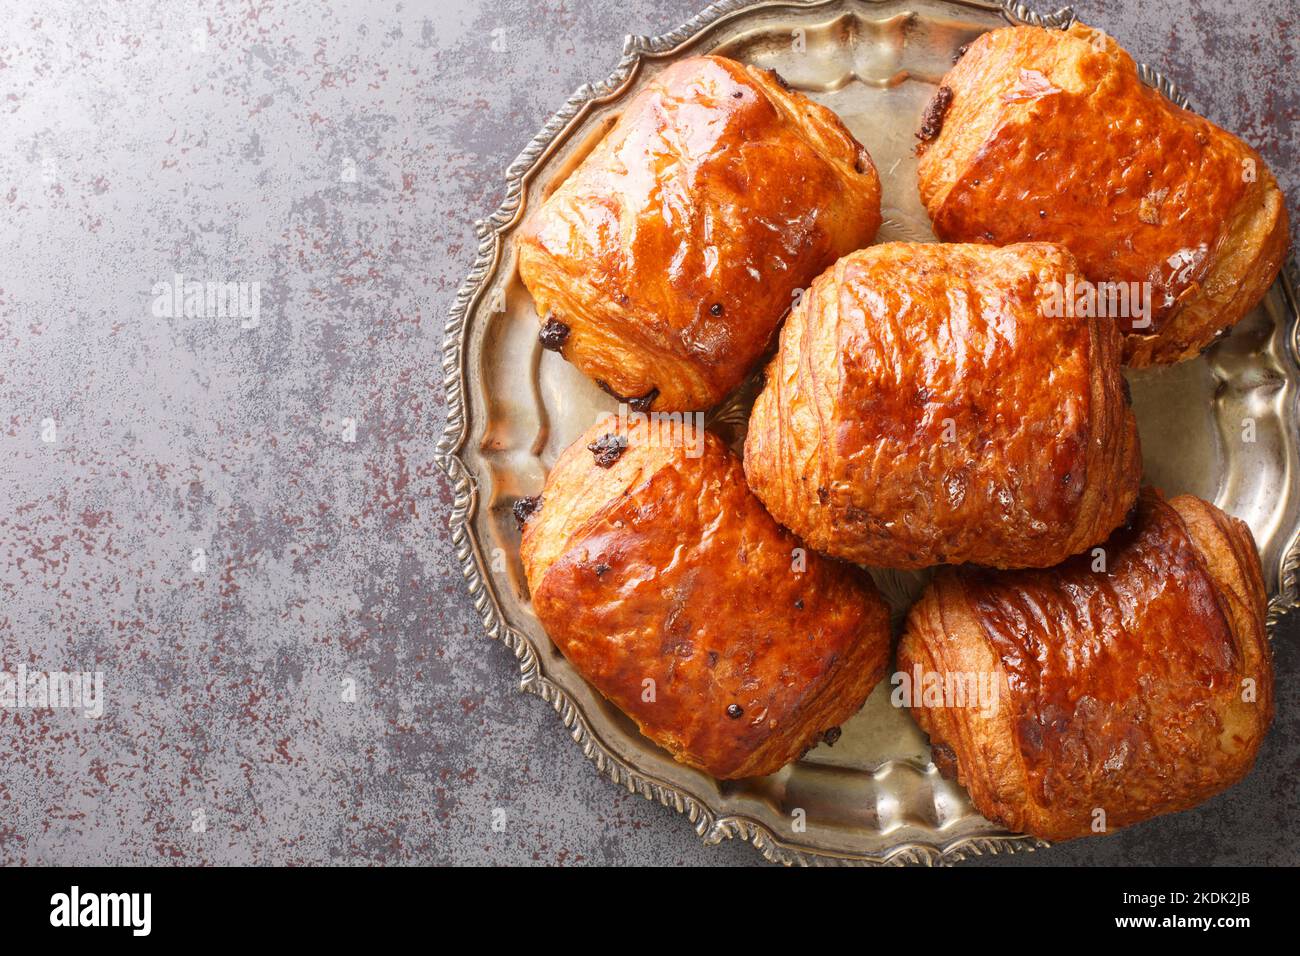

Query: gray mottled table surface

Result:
[0,0,1296,866]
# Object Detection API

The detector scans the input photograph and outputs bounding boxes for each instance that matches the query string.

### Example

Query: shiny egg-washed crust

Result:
[516,55,882,411]
[743,241,1141,570]
[519,419,892,779]
[917,23,1289,366]
[898,489,1274,842]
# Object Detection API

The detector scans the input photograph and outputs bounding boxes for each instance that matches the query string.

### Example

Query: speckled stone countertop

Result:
[0,0,1295,865]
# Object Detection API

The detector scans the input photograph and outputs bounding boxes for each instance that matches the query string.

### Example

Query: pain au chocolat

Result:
[916,23,1289,366]
[518,418,892,779]
[516,54,882,412]
[898,489,1274,842]
[743,241,1140,570]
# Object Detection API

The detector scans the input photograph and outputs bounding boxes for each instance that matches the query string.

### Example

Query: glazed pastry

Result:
[516,54,882,411]
[898,489,1274,842]
[743,241,1140,570]
[916,23,1289,366]
[519,418,892,779]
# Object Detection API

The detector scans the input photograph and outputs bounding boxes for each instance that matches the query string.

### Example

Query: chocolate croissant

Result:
[516,54,882,412]
[743,241,1141,570]
[518,418,892,779]
[916,23,1289,366]
[898,489,1274,842]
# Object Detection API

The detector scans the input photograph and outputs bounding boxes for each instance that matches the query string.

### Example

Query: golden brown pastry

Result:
[743,241,1140,570]
[898,489,1274,842]
[518,418,892,779]
[916,23,1289,366]
[516,54,882,411]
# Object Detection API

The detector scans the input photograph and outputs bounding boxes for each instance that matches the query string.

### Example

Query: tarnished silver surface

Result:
[435,0,1300,865]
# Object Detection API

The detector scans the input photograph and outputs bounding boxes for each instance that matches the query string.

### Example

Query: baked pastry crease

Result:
[898,489,1274,841]
[743,241,1141,569]
[916,22,1289,366]
[520,418,892,779]
[517,54,883,411]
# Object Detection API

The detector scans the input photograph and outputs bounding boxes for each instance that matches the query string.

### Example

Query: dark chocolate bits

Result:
[709,302,724,317]
[587,433,628,468]
[538,316,570,352]
[823,726,842,746]
[513,495,542,529]
[596,380,658,413]
[726,704,744,720]
[916,85,953,143]
[931,742,959,779]
[952,43,969,64]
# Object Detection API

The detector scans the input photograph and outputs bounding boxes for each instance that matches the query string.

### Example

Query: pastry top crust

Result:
[743,240,1140,569]
[517,54,883,410]
[917,23,1288,366]
[898,489,1274,841]
[520,418,892,779]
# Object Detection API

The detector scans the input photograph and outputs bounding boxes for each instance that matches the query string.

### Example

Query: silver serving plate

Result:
[436,0,1300,865]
